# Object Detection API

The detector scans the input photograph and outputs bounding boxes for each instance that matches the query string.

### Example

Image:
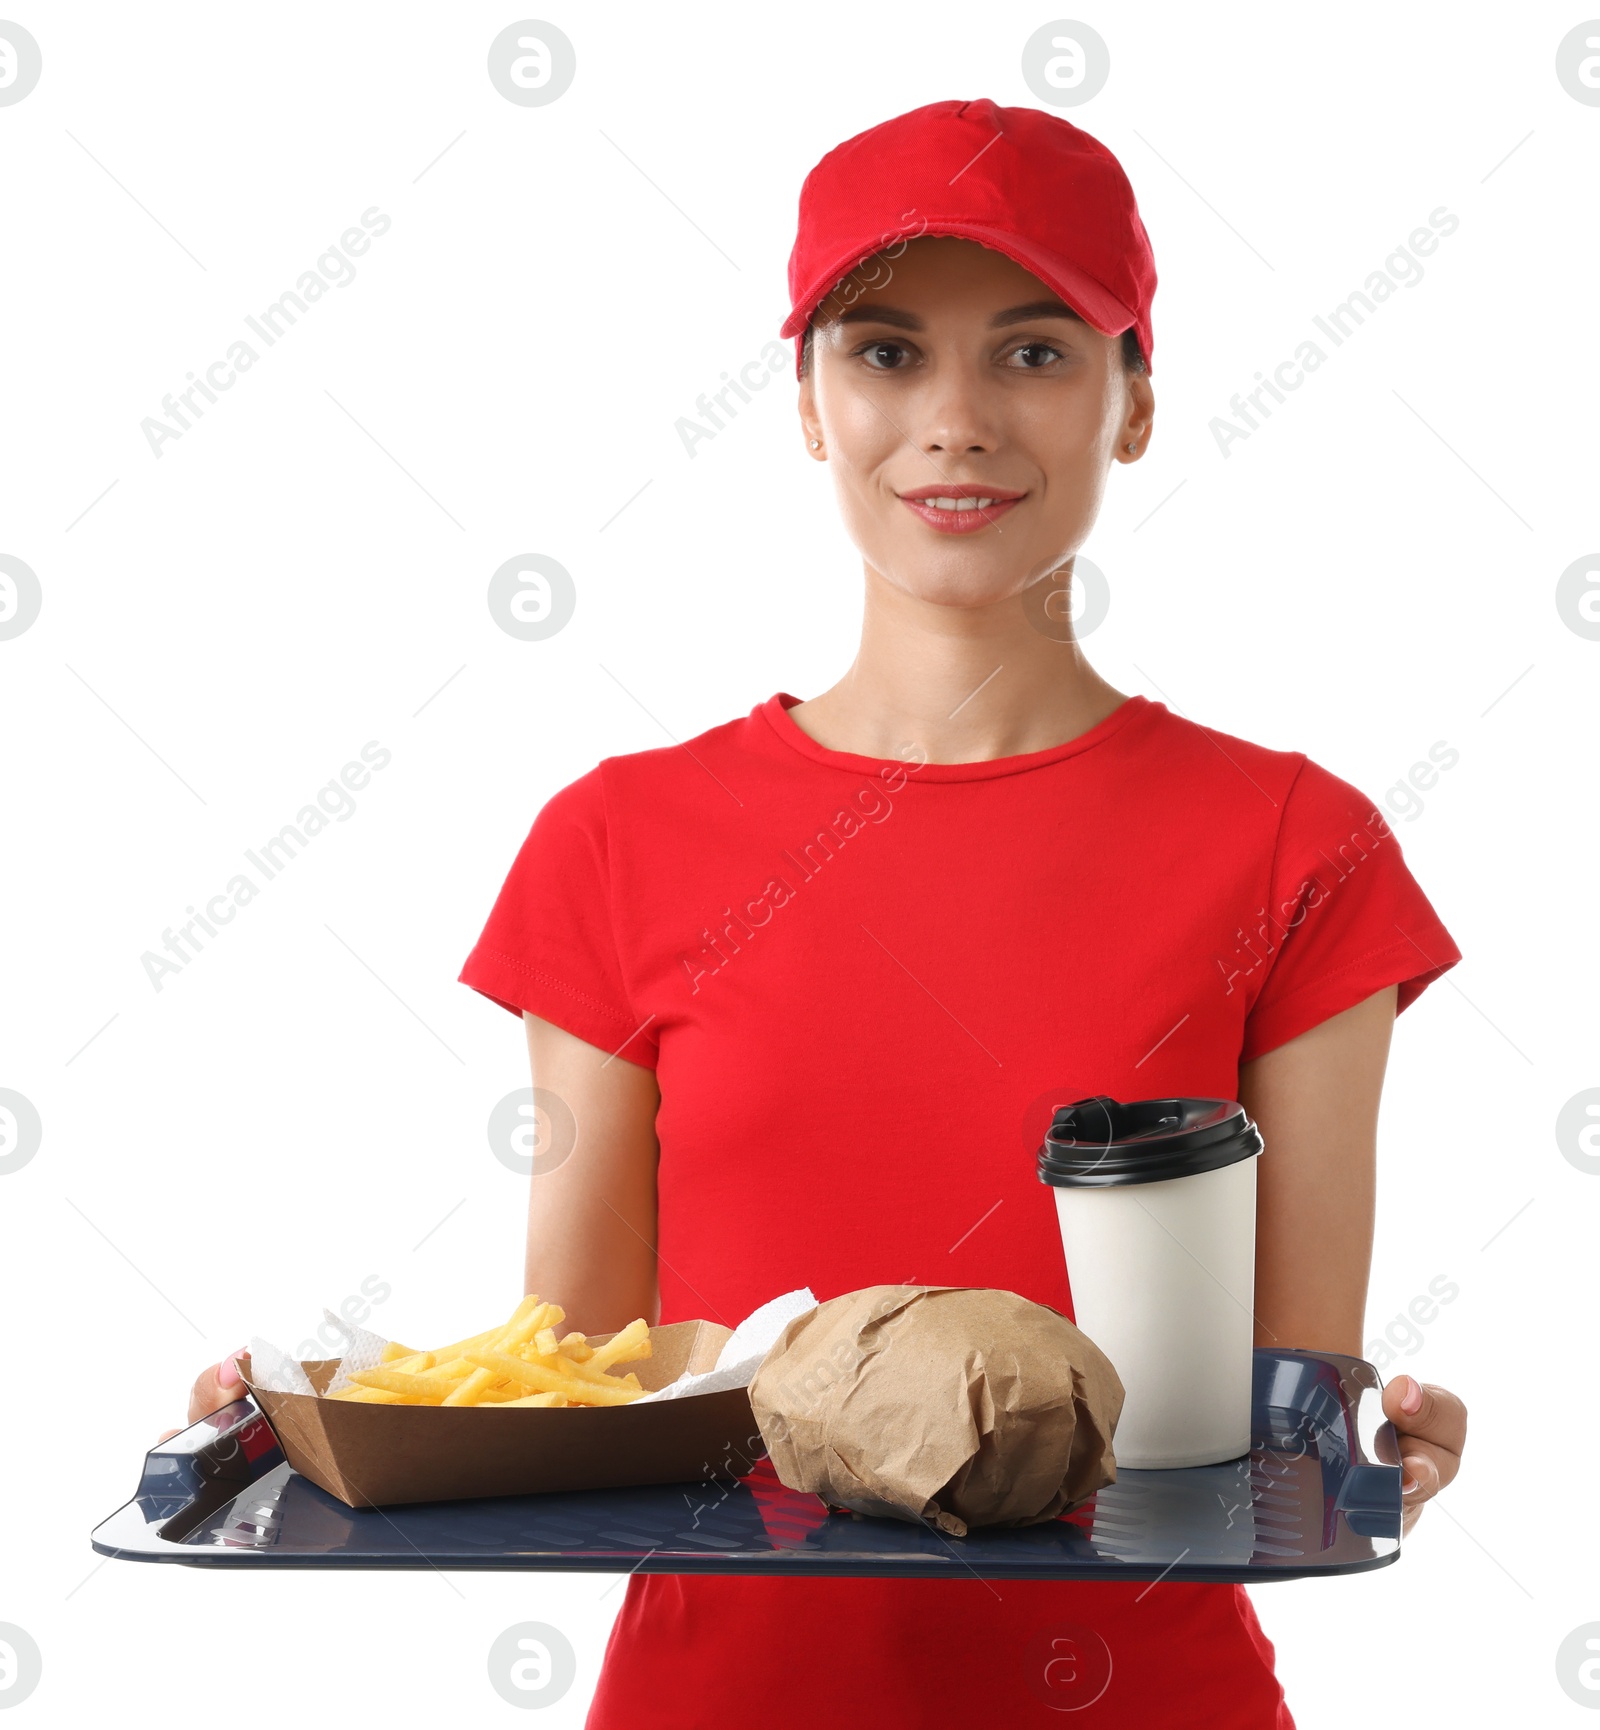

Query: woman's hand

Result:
[1382,1372,1466,1536]
[155,1348,248,1443]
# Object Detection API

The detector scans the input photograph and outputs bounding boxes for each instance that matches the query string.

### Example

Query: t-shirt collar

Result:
[757,691,1153,782]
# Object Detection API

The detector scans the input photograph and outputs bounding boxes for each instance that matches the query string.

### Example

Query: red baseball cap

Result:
[780,98,1156,377]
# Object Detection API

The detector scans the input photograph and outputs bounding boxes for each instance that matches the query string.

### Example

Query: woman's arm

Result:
[1239,983,1397,1357]
[520,1010,661,1336]
[1241,982,1468,1530]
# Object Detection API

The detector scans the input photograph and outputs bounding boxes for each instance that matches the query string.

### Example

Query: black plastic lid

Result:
[1036,1095,1263,1188]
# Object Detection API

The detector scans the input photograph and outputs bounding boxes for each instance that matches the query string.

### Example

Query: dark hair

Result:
[798,317,1146,379]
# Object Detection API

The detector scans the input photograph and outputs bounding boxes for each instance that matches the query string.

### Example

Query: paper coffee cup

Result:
[1036,1096,1263,1470]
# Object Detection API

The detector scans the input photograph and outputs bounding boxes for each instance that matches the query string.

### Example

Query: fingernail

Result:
[1400,1375,1424,1414]
[218,1346,246,1388]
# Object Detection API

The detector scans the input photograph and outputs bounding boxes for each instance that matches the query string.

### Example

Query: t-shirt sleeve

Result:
[457,766,657,1068]
[1238,757,1462,1063]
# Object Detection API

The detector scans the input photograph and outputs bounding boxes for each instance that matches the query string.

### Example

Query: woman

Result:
[180,100,1469,1726]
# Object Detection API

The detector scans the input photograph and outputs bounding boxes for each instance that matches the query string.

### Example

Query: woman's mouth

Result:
[897,487,1025,535]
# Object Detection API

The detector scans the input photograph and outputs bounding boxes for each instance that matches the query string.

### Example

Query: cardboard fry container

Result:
[239,1320,764,1509]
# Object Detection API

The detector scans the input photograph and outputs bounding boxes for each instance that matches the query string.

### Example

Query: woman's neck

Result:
[788,565,1130,764]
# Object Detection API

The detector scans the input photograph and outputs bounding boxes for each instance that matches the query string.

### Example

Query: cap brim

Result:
[780,220,1138,345]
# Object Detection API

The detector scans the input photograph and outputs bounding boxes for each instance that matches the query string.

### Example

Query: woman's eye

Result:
[1008,342,1064,369]
[858,341,911,370]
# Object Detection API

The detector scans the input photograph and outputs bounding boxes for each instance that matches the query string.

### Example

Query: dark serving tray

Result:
[91,1348,1402,1583]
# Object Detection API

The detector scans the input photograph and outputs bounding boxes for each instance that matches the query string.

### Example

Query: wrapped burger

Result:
[749,1285,1125,1537]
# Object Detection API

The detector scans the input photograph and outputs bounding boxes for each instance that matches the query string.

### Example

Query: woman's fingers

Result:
[155,1347,249,1441]
[1393,1415,1448,1537]
[1383,1374,1468,1459]
[1381,1374,1467,1529]
[1398,1438,1449,1497]
[182,1347,249,1427]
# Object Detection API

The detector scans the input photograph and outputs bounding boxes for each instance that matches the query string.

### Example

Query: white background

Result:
[2,1,1596,1723]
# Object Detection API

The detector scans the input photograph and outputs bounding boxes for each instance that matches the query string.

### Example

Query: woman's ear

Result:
[797,378,826,460]
[1118,375,1155,463]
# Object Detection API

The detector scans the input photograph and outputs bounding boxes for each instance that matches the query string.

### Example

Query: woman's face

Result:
[799,236,1154,610]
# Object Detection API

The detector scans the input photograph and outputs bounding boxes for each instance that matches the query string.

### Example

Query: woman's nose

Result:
[914,379,1000,458]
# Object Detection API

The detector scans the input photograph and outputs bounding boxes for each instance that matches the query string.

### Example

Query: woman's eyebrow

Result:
[835,304,921,330]
[991,299,1083,326]
[833,299,1085,331]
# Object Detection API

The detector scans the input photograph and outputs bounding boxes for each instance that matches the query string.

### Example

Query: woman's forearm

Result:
[521,1012,663,1337]
[1240,985,1396,1358]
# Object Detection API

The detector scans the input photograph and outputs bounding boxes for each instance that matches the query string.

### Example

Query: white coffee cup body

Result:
[1053,1154,1258,1469]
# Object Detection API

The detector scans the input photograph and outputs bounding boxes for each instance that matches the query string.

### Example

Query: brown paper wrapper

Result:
[748,1285,1124,1537]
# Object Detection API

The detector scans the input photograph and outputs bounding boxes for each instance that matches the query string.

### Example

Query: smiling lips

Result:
[897,484,1026,535]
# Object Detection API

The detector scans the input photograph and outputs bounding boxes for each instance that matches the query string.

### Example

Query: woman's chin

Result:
[882,567,1039,611]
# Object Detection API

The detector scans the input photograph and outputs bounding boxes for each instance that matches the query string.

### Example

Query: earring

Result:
[809,438,821,449]
[1125,441,1137,452]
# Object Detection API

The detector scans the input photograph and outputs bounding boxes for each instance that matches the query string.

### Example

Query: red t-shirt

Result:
[459,692,1460,1729]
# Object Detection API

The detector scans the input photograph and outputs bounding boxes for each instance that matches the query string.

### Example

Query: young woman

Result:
[177,100,1469,1727]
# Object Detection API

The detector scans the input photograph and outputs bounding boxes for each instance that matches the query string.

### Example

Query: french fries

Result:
[327,1294,652,1409]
